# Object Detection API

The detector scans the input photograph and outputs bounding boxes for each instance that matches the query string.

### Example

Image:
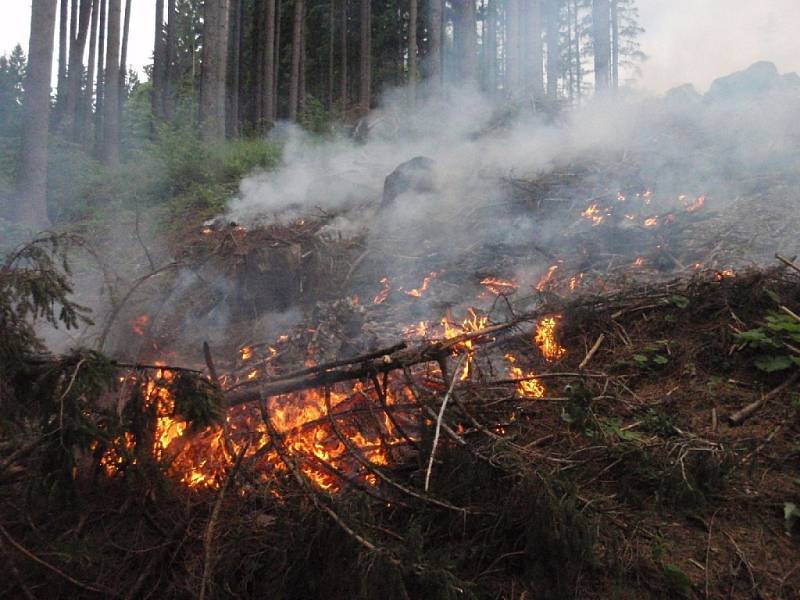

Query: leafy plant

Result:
[736,311,800,372]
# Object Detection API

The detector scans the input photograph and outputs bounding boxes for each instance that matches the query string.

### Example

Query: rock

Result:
[663,83,702,107]
[782,72,800,90]
[705,61,783,102]
[381,156,436,208]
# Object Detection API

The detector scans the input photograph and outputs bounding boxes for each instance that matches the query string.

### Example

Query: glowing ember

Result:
[715,269,735,280]
[240,346,253,361]
[480,277,519,295]
[569,274,583,292]
[442,308,491,380]
[634,257,646,267]
[535,317,566,362]
[130,314,150,336]
[536,264,559,291]
[504,354,545,398]
[644,217,658,228]
[581,203,605,226]
[373,277,391,304]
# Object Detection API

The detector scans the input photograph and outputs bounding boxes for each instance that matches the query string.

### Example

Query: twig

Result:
[775,254,800,275]
[728,372,799,426]
[425,355,465,492]
[578,334,605,370]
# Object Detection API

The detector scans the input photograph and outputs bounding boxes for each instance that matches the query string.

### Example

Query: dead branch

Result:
[727,372,800,426]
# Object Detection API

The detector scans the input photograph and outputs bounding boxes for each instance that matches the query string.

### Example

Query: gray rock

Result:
[381,156,436,208]
[705,61,782,102]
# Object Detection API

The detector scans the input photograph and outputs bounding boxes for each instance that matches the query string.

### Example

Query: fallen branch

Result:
[727,372,800,426]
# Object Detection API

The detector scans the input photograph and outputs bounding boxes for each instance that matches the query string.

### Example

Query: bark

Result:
[505,0,520,98]
[592,0,610,93]
[288,0,304,121]
[14,0,58,229]
[299,5,306,116]
[408,0,417,104]
[527,0,544,99]
[163,0,176,119]
[56,0,69,121]
[94,0,106,153]
[611,0,619,90]
[119,0,132,100]
[545,0,559,99]
[226,0,241,137]
[327,0,335,109]
[483,0,496,94]
[65,0,92,138]
[252,0,265,127]
[82,0,100,143]
[273,0,282,118]
[152,0,165,121]
[427,0,443,91]
[199,0,230,141]
[358,0,370,115]
[340,0,348,113]
[573,0,581,101]
[102,0,121,166]
[263,0,276,124]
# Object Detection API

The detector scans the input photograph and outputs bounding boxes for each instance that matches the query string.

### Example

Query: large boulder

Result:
[663,83,702,107]
[704,61,783,102]
[381,156,436,208]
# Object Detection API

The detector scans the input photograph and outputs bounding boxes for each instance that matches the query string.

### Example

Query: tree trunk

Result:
[163,0,176,119]
[94,0,106,153]
[340,0,348,113]
[15,0,58,229]
[505,0,520,98]
[408,0,417,104]
[273,0,282,118]
[82,0,100,144]
[358,0,370,115]
[199,0,230,141]
[458,0,477,83]
[524,0,544,99]
[65,0,92,138]
[119,0,132,103]
[56,0,69,122]
[427,0,443,91]
[226,0,241,137]
[253,0,265,128]
[298,2,306,116]
[592,0,610,94]
[328,0,335,109]
[483,0,496,94]
[611,0,619,91]
[152,0,165,121]
[288,0,304,121]
[545,0,559,99]
[263,0,275,123]
[573,0,581,101]
[102,0,121,166]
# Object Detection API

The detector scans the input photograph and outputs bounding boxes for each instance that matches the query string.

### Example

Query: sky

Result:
[1,1,800,94]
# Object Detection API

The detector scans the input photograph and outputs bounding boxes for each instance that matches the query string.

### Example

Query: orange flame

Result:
[480,277,519,295]
[405,272,438,298]
[504,354,545,398]
[373,277,391,305]
[536,265,559,292]
[535,317,566,362]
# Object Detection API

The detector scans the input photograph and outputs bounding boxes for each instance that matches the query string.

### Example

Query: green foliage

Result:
[661,564,693,598]
[169,371,224,432]
[736,310,800,373]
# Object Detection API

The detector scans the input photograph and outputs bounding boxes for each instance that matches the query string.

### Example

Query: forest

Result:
[1,1,800,599]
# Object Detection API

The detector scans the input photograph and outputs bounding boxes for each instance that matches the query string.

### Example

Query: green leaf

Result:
[765,288,782,304]
[754,355,794,373]
[633,354,649,364]
[653,355,670,365]
[662,564,692,598]
[668,295,690,309]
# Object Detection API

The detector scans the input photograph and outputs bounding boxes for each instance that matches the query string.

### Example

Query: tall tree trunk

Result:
[458,0,477,83]
[573,0,581,101]
[263,0,276,123]
[273,0,282,118]
[328,0,335,109]
[340,0,347,113]
[65,0,92,137]
[611,0,619,90]
[56,0,69,122]
[82,0,100,144]
[408,0,417,104]
[527,0,544,99]
[592,0,610,94]
[199,0,230,141]
[226,0,241,137]
[102,0,121,166]
[119,0,132,103]
[163,0,176,119]
[358,0,370,115]
[152,0,165,121]
[288,0,304,121]
[483,0,496,94]
[253,0,265,128]
[15,0,58,228]
[545,0,559,99]
[427,0,443,91]
[298,3,306,116]
[94,0,106,153]
[505,0,520,98]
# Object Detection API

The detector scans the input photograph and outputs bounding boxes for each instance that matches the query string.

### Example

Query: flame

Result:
[634,257,646,267]
[442,309,491,380]
[373,277,391,305]
[685,195,706,213]
[581,203,605,226]
[536,265,559,292]
[504,354,545,398]
[715,269,735,281]
[535,317,566,362]
[569,274,583,292]
[240,346,253,361]
[644,217,658,228]
[480,277,519,295]
[405,272,438,298]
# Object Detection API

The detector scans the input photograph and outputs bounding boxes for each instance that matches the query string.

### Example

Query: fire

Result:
[644,217,658,228]
[480,277,519,295]
[442,308,491,380]
[581,203,605,226]
[373,277,391,304]
[536,264,559,291]
[240,346,253,361]
[684,195,706,212]
[504,354,545,398]
[131,314,150,336]
[634,257,646,267]
[569,274,583,292]
[402,320,430,339]
[405,272,438,298]
[535,316,566,362]
[715,269,735,280]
